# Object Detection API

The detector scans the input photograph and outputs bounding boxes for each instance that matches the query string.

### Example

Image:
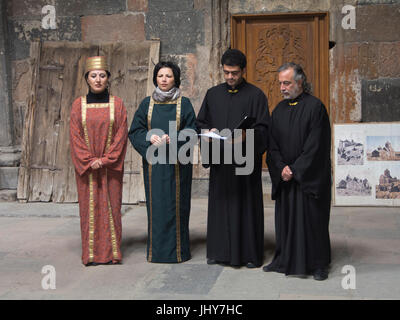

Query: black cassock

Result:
[196,79,269,267]
[266,92,331,275]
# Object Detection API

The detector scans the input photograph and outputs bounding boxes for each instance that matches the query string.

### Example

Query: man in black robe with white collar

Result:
[196,49,270,268]
[264,62,332,280]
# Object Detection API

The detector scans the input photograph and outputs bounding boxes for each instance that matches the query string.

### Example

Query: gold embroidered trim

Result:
[81,96,95,263]
[86,103,109,109]
[154,99,179,105]
[176,97,181,130]
[108,198,118,260]
[106,96,115,150]
[88,173,95,262]
[107,171,119,260]
[81,97,90,147]
[147,97,155,262]
[289,101,298,106]
[105,96,118,260]
[228,89,239,93]
[175,96,182,262]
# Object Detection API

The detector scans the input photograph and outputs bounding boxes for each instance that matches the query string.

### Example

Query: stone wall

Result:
[329,0,400,123]
[0,1,13,147]
[5,0,399,143]
[1,0,400,200]
[7,0,399,133]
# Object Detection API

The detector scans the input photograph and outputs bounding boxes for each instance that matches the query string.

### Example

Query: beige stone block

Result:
[127,0,148,12]
[81,14,145,43]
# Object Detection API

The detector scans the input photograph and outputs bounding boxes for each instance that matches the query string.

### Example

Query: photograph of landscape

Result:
[336,174,372,196]
[337,139,364,165]
[376,168,400,199]
[367,136,400,161]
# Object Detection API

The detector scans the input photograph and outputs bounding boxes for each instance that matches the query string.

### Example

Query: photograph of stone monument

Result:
[367,136,400,161]
[336,174,372,196]
[337,139,364,165]
[376,169,400,199]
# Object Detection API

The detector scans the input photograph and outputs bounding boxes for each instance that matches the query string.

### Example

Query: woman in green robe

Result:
[128,61,197,263]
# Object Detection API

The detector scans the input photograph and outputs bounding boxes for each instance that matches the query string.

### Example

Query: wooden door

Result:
[17,40,160,203]
[231,12,329,114]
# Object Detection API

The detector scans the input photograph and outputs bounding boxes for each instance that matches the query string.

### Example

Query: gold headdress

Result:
[85,56,109,74]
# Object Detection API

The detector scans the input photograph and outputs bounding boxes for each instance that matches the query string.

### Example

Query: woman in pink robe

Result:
[69,56,128,266]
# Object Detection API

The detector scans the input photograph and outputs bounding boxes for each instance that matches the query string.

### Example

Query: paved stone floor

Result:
[0,199,399,300]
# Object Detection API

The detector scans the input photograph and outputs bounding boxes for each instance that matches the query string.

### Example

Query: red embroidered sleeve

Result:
[69,98,97,176]
[100,97,128,171]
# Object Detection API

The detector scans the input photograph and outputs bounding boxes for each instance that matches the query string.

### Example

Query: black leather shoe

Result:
[85,262,98,267]
[313,268,329,281]
[207,259,217,265]
[246,262,257,268]
[262,264,273,272]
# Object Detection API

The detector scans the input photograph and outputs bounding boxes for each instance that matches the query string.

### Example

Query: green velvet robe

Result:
[128,96,196,263]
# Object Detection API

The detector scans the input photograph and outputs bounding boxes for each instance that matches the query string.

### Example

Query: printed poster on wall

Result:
[334,123,400,206]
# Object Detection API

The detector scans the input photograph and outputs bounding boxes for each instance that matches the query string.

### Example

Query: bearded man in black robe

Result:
[263,62,332,280]
[196,49,270,268]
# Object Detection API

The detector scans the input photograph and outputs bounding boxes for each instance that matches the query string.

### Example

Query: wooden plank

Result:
[28,43,66,201]
[17,41,41,202]
[29,168,54,202]
[146,40,160,96]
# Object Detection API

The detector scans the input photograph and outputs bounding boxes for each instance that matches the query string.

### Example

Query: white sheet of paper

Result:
[198,132,227,140]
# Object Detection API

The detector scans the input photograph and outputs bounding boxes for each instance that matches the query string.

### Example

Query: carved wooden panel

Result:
[252,24,309,114]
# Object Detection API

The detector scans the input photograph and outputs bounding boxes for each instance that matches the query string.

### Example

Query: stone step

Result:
[0,152,21,167]
[0,146,21,167]
[0,167,19,189]
[0,189,17,202]
[0,146,21,153]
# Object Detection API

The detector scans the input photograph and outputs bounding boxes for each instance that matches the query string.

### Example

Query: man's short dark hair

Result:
[221,49,247,69]
[153,61,181,88]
